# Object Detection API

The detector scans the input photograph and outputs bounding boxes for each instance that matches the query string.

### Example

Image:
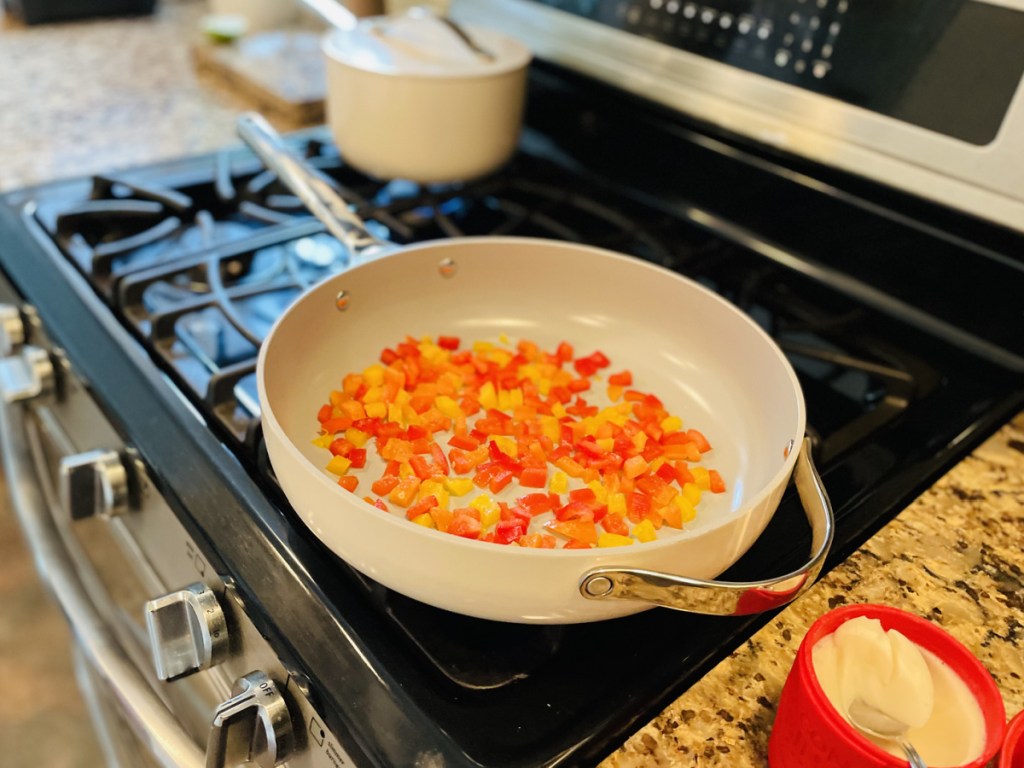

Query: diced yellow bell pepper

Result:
[673,495,698,523]
[492,435,517,457]
[587,480,608,503]
[361,385,384,403]
[607,492,627,516]
[312,433,334,449]
[598,533,634,547]
[443,477,474,497]
[364,402,387,419]
[344,428,371,448]
[469,495,500,528]
[434,395,462,419]
[632,519,657,543]
[411,512,435,528]
[691,466,711,491]
[418,479,449,509]
[540,417,561,443]
[497,388,513,411]
[362,364,385,387]
[388,403,404,425]
[682,482,702,505]
[479,380,498,409]
[660,415,683,433]
[549,471,569,494]
[325,456,351,475]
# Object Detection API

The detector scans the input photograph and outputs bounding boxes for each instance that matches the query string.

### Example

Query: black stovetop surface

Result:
[2,64,1022,767]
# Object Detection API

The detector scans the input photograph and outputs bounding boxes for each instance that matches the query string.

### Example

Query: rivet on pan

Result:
[438,257,457,277]
[335,290,350,312]
[583,575,614,598]
[783,439,795,458]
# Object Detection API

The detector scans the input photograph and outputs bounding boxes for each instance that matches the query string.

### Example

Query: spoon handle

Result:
[900,739,928,768]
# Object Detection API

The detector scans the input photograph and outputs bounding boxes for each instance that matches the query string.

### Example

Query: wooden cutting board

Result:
[192,31,327,125]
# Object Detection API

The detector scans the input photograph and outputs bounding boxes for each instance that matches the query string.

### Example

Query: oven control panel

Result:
[453,0,1024,234]
[0,293,362,767]
[529,0,1024,145]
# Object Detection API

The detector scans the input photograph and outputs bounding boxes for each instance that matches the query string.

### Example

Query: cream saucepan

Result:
[238,113,834,624]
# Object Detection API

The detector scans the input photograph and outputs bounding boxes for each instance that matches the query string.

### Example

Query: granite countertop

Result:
[1,3,1022,766]
[0,0,298,193]
[603,411,1024,766]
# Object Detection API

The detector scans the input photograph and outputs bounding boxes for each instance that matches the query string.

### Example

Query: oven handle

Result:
[0,348,205,768]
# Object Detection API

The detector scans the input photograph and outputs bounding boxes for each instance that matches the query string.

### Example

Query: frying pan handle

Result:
[579,437,835,616]
[236,112,390,259]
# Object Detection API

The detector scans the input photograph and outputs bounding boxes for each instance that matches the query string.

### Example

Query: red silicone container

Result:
[1000,710,1024,768]
[769,604,1006,768]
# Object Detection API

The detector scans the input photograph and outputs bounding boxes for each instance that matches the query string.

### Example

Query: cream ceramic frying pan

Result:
[239,113,833,623]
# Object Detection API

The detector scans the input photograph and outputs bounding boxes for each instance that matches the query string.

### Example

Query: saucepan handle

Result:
[579,437,835,616]
[236,112,391,259]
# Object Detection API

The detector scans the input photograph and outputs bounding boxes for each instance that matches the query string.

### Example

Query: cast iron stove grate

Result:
[34,134,914,474]
[8,105,1022,763]
[26,132,934,694]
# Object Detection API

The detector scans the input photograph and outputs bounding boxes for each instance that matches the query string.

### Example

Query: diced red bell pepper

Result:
[686,428,712,453]
[371,475,400,496]
[546,519,598,546]
[568,487,597,503]
[388,477,421,507]
[708,469,726,493]
[494,519,527,545]
[329,438,355,457]
[322,416,353,434]
[447,513,482,539]
[518,466,548,488]
[429,443,450,475]
[607,370,633,386]
[625,491,652,523]
[448,433,480,450]
[600,513,629,536]
[488,466,515,494]
[515,493,554,516]
[405,495,438,521]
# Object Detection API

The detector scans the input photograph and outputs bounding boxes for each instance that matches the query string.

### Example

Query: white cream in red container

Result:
[769,605,1007,768]
[812,615,986,765]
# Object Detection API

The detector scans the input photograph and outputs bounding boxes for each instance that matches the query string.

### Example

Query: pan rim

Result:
[257,236,807,559]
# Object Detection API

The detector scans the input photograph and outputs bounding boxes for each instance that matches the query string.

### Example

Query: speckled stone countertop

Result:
[1,4,1022,766]
[603,412,1024,766]
[0,0,304,194]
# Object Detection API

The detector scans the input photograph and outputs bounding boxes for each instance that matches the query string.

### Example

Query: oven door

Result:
[0,293,353,768]
[0,341,209,768]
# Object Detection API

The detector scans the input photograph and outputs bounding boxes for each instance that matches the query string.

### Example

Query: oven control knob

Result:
[59,449,132,520]
[0,304,26,357]
[144,582,229,681]
[206,671,294,768]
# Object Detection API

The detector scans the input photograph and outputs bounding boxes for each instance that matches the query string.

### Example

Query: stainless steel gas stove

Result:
[2,1,1022,766]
